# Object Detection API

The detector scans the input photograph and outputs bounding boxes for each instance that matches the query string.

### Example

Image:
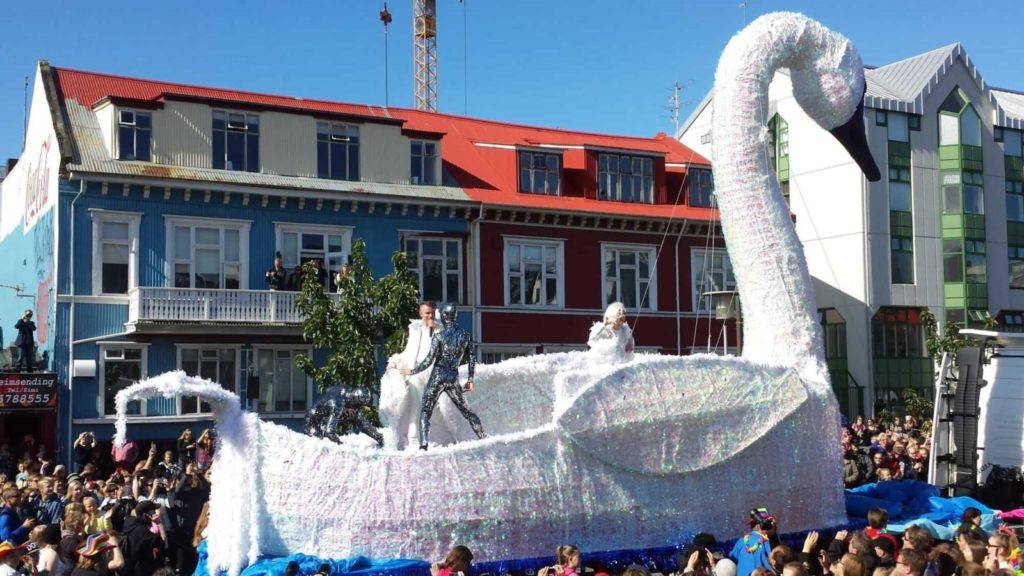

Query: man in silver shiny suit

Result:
[402,303,486,450]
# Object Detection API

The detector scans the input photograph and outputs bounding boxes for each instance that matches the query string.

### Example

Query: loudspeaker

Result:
[951,346,985,496]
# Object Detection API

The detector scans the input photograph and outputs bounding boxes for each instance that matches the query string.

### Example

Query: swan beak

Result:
[828,95,882,182]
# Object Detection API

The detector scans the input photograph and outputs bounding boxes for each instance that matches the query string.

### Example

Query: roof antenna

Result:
[668,81,681,135]
[380,2,393,107]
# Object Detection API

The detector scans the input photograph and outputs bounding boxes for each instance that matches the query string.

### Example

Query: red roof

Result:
[53,66,714,220]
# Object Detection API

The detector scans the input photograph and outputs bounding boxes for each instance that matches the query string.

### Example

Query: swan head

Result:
[790,37,881,181]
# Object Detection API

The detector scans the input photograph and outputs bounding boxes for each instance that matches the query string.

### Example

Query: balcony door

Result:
[275,224,352,291]
[166,217,251,290]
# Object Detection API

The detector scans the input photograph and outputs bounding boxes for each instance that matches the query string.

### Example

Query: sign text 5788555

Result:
[0,373,57,410]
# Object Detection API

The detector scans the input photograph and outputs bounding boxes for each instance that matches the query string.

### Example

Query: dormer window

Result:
[317,122,360,181]
[411,140,437,185]
[598,153,653,203]
[689,169,715,207]
[213,111,260,172]
[117,110,151,161]
[518,151,560,195]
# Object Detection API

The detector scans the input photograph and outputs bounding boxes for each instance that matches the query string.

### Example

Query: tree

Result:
[294,239,419,414]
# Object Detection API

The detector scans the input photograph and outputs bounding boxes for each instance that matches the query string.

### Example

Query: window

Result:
[276,224,351,291]
[179,347,237,415]
[944,239,964,283]
[1003,129,1023,156]
[404,236,462,304]
[255,348,309,413]
[887,113,909,143]
[871,307,932,409]
[692,249,735,312]
[965,240,986,283]
[871,308,925,359]
[891,236,914,284]
[101,347,145,416]
[478,346,534,365]
[689,169,715,207]
[963,171,984,214]
[938,88,980,147]
[819,309,847,360]
[598,153,654,203]
[519,151,561,195]
[212,111,259,172]
[768,114,789,170]
[1011,246,1024,289]
[117,110,151,161]
[960,105,982,147]
[908,115,921,131]
[411,140,437,185]
[317,122,359,181]
[167,217,251,289]
[1007,181,1024,222]
[504,238,564,307]
[602,244,657,310]
[91,211,140,295]
[1000,311,1024,332]
[875,110,888,127]
[888,166,912,212]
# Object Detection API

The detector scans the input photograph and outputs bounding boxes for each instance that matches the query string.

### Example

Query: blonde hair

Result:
[603,302,626,323]
[557,545,581,566]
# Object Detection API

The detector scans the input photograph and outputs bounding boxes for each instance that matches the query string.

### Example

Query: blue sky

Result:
[1,0,1022,161]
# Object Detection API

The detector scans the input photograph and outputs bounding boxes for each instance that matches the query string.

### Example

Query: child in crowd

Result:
[730,508,775,576]
[555,545,582,576]
[863,508,900,564]
[432,545,474,576]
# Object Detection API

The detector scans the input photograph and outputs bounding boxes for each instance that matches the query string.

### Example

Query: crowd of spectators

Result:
[841,415,931,488]
[0,427,211,575]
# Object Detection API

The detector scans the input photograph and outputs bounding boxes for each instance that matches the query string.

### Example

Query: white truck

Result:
[930,330,1024,498]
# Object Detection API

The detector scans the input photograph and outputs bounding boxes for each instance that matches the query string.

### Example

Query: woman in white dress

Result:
[587,302,635,364]
[380,301,440,450]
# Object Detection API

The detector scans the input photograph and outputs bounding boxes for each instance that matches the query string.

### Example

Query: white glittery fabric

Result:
[112,12,860,574]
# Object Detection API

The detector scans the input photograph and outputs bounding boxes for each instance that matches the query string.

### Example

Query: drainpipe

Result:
[675,226,683,355]
[67,179,86,466]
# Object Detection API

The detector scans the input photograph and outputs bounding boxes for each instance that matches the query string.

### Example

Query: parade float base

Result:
[194,481,1005,576]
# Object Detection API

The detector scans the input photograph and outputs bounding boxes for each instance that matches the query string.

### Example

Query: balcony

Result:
[127,287,335,334]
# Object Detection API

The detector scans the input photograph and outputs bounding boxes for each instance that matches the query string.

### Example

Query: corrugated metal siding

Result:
[361,123,411,184]
[154,101,212,168]
[71,342,100,418]
[72,183,470,291]
[260,112,316,178]
[74,303,128,337]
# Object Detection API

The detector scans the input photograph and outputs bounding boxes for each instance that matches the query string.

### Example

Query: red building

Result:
[396,110,735,360]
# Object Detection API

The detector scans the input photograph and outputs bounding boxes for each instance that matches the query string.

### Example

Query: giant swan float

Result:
[114,13,880,576]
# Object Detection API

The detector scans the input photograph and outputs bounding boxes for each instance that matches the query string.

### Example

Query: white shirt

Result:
[391,319,435,370]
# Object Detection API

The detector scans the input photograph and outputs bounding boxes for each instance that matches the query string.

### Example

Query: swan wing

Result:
[556,355,809,474]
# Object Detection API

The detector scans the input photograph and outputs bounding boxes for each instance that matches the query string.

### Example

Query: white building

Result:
[680,44,1024,417]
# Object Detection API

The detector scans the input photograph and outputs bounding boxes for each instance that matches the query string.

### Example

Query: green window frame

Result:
[1010,245,1024,289]
[965,240,986,284]
[891,236,914,284]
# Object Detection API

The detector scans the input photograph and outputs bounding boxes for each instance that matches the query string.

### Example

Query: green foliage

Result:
[920,309,975,363]
[293,239,419,409]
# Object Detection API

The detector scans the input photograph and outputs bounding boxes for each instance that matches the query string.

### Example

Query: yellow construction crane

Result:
[413,0,438,111]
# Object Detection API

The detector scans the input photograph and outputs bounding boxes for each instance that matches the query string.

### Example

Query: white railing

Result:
[128,287,333,324]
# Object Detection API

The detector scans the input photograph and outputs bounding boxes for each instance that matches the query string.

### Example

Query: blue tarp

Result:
[845,480,1002,541]
[196,481,1004,576]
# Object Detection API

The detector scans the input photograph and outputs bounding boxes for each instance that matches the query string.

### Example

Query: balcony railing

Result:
[128,287,334,324]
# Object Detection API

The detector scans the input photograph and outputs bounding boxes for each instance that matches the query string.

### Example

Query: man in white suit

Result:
[379,301,438,449]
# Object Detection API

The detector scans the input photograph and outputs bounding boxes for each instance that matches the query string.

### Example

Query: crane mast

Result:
[413,0,438,111]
